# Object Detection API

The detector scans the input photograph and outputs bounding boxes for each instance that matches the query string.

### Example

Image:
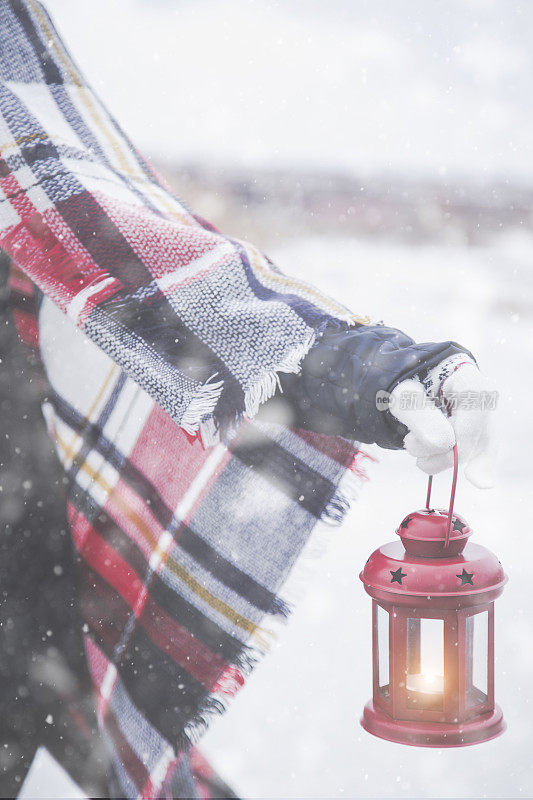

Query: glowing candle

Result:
[406,673,444,694]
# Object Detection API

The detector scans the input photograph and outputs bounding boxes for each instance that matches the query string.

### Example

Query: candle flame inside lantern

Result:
[406,673,444,695]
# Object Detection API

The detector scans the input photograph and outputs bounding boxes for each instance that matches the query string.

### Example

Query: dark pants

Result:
[0,253,108,798]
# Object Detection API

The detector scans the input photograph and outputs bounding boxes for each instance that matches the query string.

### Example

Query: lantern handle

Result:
[424,443,459,549]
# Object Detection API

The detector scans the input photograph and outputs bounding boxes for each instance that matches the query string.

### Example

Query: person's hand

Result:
[389,358,496,488]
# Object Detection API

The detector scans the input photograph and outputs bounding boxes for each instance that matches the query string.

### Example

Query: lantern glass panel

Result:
[466,610,489,707]
[376,603,390,700]
[406,617,444,710]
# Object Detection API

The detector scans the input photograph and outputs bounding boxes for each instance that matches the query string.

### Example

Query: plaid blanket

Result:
[0,2,370,797]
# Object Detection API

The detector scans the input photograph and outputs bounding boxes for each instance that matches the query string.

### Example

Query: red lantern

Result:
[359,446,507,747]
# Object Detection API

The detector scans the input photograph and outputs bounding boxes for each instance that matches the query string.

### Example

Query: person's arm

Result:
[261,323,472,446]
[260,323,494,487]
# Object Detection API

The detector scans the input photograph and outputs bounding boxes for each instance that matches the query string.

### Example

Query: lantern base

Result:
[361,700,505,748]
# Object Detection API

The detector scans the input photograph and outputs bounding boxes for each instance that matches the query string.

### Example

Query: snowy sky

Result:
[44,0,533,182]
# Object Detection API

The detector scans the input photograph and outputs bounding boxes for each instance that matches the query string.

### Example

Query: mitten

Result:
[389,355,496,488]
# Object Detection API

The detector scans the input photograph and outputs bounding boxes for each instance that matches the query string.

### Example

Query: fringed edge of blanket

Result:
[242,328,317,420]
[180,373,226,435]
[173,446,378,756]
[197,330,320,442]
[198,316,360,442]
[195,332,316,443]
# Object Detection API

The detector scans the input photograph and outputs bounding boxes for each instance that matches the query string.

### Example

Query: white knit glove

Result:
[388,355,497,489]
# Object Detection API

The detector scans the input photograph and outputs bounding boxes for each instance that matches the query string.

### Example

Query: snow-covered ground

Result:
[200,231,533,798]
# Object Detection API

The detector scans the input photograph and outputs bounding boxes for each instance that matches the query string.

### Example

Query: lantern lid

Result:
[360,540,506,608]
[396,508,472,557]
[360,450,507,607]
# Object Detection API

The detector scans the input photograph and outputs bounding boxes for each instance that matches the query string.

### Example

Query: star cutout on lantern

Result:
[456,568,474,585]
[399,516,413,530]
[390,567,407,584]
[452,518,467,533]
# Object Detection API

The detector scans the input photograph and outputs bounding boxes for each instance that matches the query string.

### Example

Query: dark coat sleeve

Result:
[260,324,474,449]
